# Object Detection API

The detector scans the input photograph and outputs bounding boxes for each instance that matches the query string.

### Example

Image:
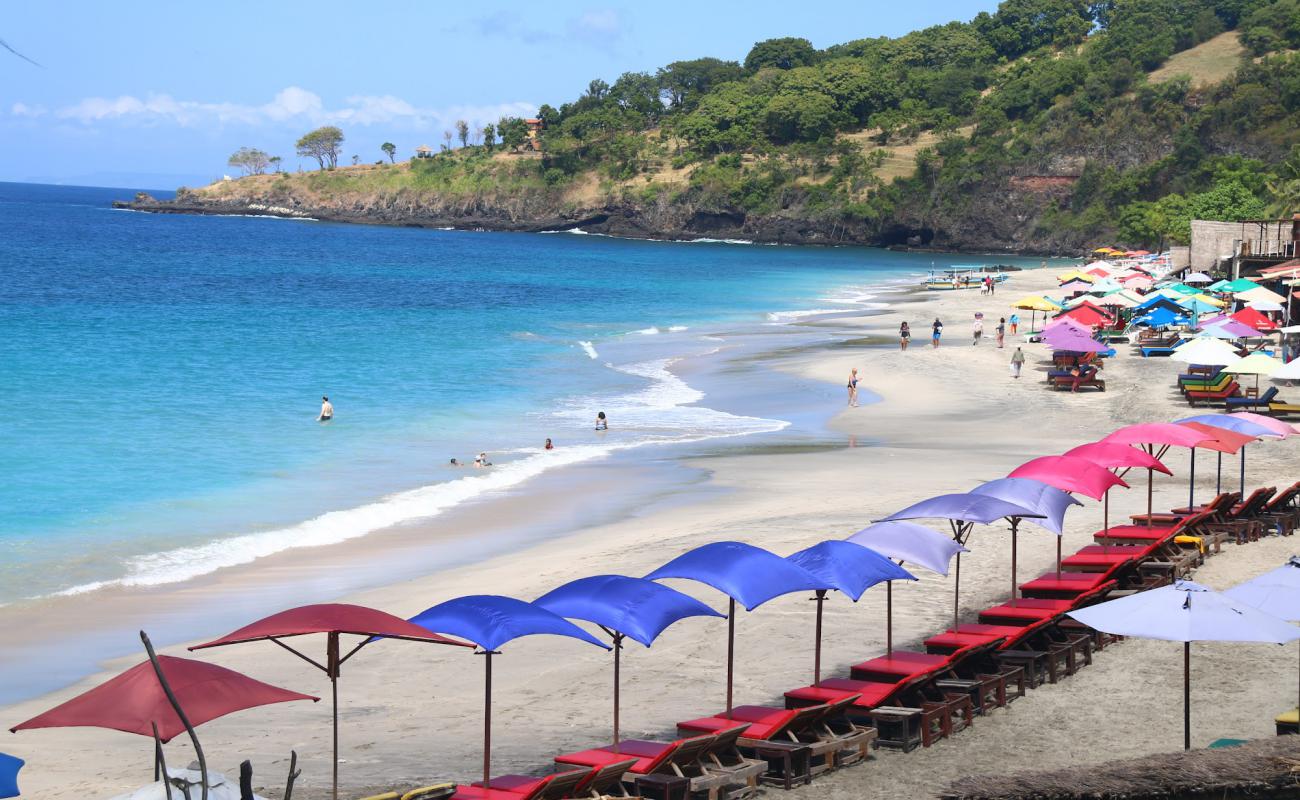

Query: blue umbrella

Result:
[970,478,1082,602]
[786,541,915,682]
[534,575,722,749]
[1225,557,1300,714]
[881,494,1043,631]
[1176,413,1284,495]
[0,754,22,799]
[408,595,609,787]
[846,521,966,653]
[1069,580,1300,749]
[645,541,827,715]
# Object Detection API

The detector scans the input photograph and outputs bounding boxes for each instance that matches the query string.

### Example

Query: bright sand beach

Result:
[4,266,1298,799]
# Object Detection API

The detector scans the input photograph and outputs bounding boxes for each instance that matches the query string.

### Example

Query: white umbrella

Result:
[1171,337,1241,365]
[1185,272,1213,284]
[1273,357,1300,381]
[1225,558,1300,713]
[1237,286,1288,305]
[1249,300,1284,312]
[1068,580,1300,750]
[1225,352,1282,394]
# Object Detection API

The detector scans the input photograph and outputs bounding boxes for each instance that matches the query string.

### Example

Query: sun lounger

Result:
[1276,708,1300,736]
[1128,499,1227,529]
[402,786,457,800]
[1226,386,1280,410]
[1018,571,1110,599]
[1256,481,1300,536]
[558,735,723,798]
[1187,381,1242,405]
[1048,368,1106,392]
[457,768,593,800]
[1269,402,1300,419]
[677,705,831,785]
[1141,339,1187,357]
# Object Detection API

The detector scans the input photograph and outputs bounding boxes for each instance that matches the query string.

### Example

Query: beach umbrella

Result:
[1060,279,1094,293]
[534,575,722,750]
[1220,278,1262,293]
[1192,293,1227,307]
[1171,337,1241,365]
[1234,307,1277,330]
[645,541,826,715]
[1012,294,1061,331]
[1057,270,1096,284]
[969,478,1081,603]
[191,604,470,800]
[1227,411,1299,438]
[846,521,966,653]
[879,494,1042,632]
[1046,333,1110,353]
[1063,443,1171,554]
[1007,456,1130,570]
[1175,421,1256,506]
[1237,286,1288,306]
[1198,319,1260,339]
[12,648,317,799]
[1247,300,1284,314]
[1087,278,1124,293]
[0,754,21,799]
[1124,274,1155,290]
[1176,414,1282,495]
[1224,352,1282,396]
[1103,423,1215,521]
[1184,272,1213,284]
[1180,297,1221,316]
[1225,557,1300,712]
[407,595,608,788]
[1086,260,1116,271]
[1097,291,1139,309]
[1069,580,1300,749]
[1165,283,1200,296]
[1133,307,1186,330]
[785,541,915,682]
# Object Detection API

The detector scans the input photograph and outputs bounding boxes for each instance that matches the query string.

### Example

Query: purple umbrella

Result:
[846,521,966,654]
[880,494,1043,631]
[1045,332,1110,353]
[1199,319,1260,339]
[969,478,1082,604]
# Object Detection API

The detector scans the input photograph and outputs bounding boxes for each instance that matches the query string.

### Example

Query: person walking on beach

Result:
[1009,313,1020,335]
[996,317,1006,349]
[318,396,333,421]
[899,321,911,351]
[989,276,997,296]
[932,318,943,347]
[1010,347,1025,379]
[595,411,608,430]
[972,314,984,346]
[847,368,860,407]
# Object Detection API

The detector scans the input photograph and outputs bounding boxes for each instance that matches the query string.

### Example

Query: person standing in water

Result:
[932,318,943,347]
[899,321,911,351]
[595,411,607,430]
[544,438,554,450]
[318,396,333,421]
[1010,347,1026,379]
[847,368,860,407]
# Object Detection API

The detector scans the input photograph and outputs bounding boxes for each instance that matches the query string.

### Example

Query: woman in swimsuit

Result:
[847,368,859,407]
[899,322,911,351]
[595,411,607,430]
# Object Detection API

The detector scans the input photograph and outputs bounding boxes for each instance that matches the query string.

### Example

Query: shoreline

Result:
[10,266,1296,800]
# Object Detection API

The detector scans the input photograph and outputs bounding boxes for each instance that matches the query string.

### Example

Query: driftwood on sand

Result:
[941,736,1300,799]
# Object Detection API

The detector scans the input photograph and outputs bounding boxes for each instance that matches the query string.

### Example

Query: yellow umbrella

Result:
[1223,352,1282,395]
[1093,247,1118,253]
[1012,295,1062,311]
[1190,293,1225,308]
[1057,270,1096,283]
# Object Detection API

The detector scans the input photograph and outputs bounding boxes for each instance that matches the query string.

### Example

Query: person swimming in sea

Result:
[318,395,333,421]
[544,438,554,450]
[474,452,493,468]
[595,411,607,430]
[449,458,463,467]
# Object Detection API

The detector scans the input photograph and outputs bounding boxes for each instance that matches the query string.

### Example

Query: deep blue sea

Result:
[1,181,1046,604]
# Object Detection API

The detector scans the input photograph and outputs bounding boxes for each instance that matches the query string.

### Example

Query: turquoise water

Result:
[1,181,1043,603]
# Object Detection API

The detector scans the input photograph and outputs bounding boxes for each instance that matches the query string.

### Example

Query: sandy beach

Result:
[5,266,1298,800]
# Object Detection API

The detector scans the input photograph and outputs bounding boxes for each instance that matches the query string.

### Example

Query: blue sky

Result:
[1,2,999,189]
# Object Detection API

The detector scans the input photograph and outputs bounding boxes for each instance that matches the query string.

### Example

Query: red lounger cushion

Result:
[1019,573,1107,594]
[850,651,951,680]
[1061,553,1137,568]
[979,604,1058,624]
[1094,525,1173,541]
[955,622,1040,649]
[924,631,1001,651]
[786,679,897,709]
[475,776,547,793]
[556,739,682,774]
[1074,544,1156,557]
[678,706,796,740]
[453,788,540,800]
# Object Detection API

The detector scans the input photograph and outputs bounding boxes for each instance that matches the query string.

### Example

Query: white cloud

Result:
[10,102,47,117]
[40,87,535,132]
[573,9,622,37]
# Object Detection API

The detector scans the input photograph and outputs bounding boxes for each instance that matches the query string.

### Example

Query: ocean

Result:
[1,181,1046,607]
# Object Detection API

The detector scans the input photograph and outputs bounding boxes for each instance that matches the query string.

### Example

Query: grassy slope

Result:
[1147,30,1246,88]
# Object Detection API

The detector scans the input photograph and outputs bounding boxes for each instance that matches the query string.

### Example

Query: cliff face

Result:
[115,174,1090,255]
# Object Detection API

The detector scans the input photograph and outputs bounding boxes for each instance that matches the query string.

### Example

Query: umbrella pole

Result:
[1184,642,1191,751]
[1103,489,1110,557]
[1241,448,1246,496]
[886,581,893,655]
[1189,449,1196,509]
[328,632,340,800]
[483,650,494,789]
[612,633,623,751]
[953,551,962,633]
[726,599,736,718]
[152,722,174,800]
[1215,452,1221,496]
[1010,520,1019,607]
[140,631,208,800]
[813,590,826,685]
[1056,535,1062,579]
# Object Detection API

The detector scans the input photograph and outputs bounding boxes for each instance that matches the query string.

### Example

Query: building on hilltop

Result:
[414,145,434,159]
[1189,216,1300,278]
[524,119,544,151]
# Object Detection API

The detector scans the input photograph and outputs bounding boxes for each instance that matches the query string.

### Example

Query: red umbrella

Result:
[1102,423,1216,521]
[1065,442,1172,552]
[1176,422,1257,506]
[192,604,472,800]
[1009,455,1129,574]
[11,655,316,741]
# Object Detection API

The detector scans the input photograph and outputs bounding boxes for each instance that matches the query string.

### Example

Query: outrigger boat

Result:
[923,266,1010,291]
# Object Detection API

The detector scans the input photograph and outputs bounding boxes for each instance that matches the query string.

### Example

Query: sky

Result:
[0,2,1001,189]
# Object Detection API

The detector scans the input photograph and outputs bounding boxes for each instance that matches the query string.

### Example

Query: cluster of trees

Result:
[226,147,280,176]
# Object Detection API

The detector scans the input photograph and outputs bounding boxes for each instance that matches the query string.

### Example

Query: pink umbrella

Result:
[1102,423,1216,522]
[1229,412,1299,438]
[1008,455,1129,574]
[1064,442,1172,552]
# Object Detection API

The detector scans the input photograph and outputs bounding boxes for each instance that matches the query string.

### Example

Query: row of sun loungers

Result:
[1176,365,1294,414]
[434,482,1300,800]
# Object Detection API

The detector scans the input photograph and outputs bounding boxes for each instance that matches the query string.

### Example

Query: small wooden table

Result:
[867,706,923,752]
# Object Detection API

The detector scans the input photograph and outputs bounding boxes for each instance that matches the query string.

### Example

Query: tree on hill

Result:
[296,126,344,170]
[442,130,453,152]
[744,37,817,71]
[269,156,282,173]
[657,57,745,111]
[227,147,273,176]
[455,119,470,149]
[381,142,397,163]
[482,123,496,150]
[498,116,529,151]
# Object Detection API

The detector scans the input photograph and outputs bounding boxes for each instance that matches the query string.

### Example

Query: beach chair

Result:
[1179,374,1233,395]
[1226,386,1280,410]
[1128,497,1229,529]
[1268,401,1300,419]
[676,705,829,786]
[577,760,639,799]
[1048,367,1106,392]
[1276,708,1299,736]
[457,767,594,800]
[848,651,975,743]
[1186,381,1242,405]
[557,735,720,799]
[1140,339,1187,357]
[697,725,767,799]
[403,786,457,800]
[1256,481,1300,536]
